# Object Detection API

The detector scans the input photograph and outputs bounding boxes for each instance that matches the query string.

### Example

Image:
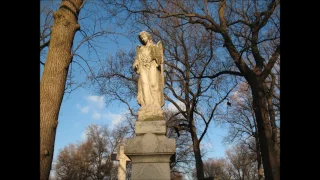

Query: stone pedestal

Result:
[137,106,165,121]
[125,120,176,180]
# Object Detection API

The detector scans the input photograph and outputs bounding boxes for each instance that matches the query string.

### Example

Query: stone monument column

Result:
[125,31,176,180]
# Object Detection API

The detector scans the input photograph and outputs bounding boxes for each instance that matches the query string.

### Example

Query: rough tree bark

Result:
[250,79,280,180]
[40,0,83,179]
[190,125,204,180]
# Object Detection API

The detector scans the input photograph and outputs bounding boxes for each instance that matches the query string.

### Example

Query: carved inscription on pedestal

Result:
[135,120,166,135]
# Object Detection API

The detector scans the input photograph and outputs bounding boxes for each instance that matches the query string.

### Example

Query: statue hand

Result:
[133,60,138,68]
[133,60,139,73]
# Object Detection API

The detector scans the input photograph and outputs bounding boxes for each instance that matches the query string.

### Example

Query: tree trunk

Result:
[250,80,280,180]
[190,125,204,180]
[222,31,280,179]
[255,135,263,180]
[266,74,280,164]
[40,0,83,180]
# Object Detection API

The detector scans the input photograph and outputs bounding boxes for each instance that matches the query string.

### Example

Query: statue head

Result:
[138,31,152,45]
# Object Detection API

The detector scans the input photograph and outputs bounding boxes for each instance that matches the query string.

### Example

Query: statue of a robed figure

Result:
[125,31,176,180]
[133,31,165,121]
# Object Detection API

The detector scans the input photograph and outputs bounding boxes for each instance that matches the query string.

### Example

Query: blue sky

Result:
[53,87,127,159]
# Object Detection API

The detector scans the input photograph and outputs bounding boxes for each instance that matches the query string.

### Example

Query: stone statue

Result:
[126,32,176,180]
[133,31,164,116]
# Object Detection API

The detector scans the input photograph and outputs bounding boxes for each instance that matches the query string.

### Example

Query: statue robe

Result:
[133,41,164,108]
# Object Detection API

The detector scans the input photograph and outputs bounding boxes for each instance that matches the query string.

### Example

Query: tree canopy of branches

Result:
[197,141,260,180]
[201,157,231,180]
[225,141,259,180]
[99,0,280,179]
[40,0,121,94]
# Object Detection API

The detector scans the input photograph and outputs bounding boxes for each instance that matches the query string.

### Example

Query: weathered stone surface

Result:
[125,133,176,154]
[125,133,176,180]
[137,106,164,121]
[116,145,130,180]
[131,163,170,180]
[133,31,165,109]
[129,154,173,163]
[135,120,166,135]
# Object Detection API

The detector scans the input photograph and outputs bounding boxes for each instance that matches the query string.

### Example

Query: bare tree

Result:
[222,81,264,179]
[40,1,84,179]
[225,141,258,180]
[201,158,231,180]
[54,142,93,180]
[40,0,128,178]
[222,61,279,179]
[53,123,130,180]
[85,124,114,180]
[192,141,260,180]
[99,0,280,179]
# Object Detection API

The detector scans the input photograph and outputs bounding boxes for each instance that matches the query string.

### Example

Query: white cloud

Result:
[76,104,89,114]
[103,112,123,126]
[230,82,249,104]
[201,142,213,150]
[81,130,88,140]
[165,100,185,112]
[230,90,245,106]
[86,95,105,109]
[92,111,102,120]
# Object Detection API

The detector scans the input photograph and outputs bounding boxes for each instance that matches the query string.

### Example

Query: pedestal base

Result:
[131,162,171,180]
[125,132,176,180]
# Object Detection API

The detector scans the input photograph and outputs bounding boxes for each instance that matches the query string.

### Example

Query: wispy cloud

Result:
[81,130,88,140]
[201,142,213,150]
[86,95,105,109]
[76,104,89,114]
[230,82,249,105]
[92,111,102,120]
[76,95,126,127]
[103,112,123,126]
[165,100,185,112]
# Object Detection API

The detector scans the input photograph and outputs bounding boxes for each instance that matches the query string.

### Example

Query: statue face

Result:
[140,33,149,44]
